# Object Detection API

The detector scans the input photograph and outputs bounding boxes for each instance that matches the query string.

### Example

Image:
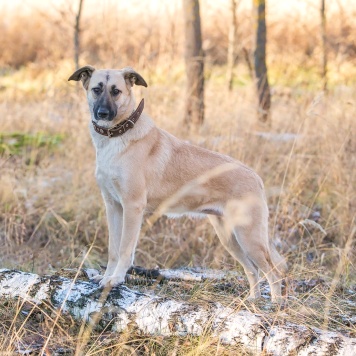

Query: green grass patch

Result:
[0,132,63,156]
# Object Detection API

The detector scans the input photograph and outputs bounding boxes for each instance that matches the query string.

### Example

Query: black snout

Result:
[93,90,117,121]
[97,107,110,119]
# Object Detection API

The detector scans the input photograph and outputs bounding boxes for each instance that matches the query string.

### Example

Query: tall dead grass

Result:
[0,0,355,353]
[0,73,354,277]
[0,0,355,296]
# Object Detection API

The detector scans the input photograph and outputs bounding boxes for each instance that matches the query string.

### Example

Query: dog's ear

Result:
[122,67,148,88]
[68,65,95,90]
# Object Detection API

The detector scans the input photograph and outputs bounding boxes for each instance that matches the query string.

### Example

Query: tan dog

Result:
[69,66,287,302]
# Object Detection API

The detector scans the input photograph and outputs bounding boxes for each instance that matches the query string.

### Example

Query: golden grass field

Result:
[0,0,355,354]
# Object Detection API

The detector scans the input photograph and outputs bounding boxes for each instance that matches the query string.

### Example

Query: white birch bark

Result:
[85,266,241,282]
[0,269,355,355]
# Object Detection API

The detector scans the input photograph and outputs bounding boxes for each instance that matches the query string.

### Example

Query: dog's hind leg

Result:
[233,221,285,303]
[208,215,261,299]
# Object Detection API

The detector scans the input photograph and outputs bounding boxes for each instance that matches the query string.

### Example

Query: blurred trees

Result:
[320,0,327,91]
[0,0,354,92]
[227,0,238,91]
[74,0,84,70]
[183,0,205,128]
[253,0,271,123]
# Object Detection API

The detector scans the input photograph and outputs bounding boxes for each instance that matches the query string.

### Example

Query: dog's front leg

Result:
[94,194,124,286]
[103,199,146,287]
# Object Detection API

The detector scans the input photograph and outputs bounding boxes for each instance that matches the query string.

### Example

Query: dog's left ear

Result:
[68,65,96,90]
[122,67,148,88]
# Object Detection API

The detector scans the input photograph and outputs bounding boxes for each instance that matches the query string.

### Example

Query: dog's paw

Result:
[91,274,104,284]
[98,274,125,288]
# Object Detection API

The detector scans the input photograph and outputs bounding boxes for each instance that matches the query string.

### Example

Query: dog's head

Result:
[68,66,147,124]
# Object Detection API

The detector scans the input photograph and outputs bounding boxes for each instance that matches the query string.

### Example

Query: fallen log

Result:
[0,269,355,355]
[94,266,242,282]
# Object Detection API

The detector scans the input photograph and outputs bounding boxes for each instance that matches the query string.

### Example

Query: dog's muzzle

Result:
[94,106,117,121]
[97,107,110,120]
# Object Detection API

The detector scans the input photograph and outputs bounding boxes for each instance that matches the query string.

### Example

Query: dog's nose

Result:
[97,108,110,119]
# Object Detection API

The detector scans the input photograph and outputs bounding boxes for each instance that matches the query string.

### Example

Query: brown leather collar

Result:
[92,99,144,138]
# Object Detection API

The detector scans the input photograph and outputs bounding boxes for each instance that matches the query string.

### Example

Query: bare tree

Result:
[74,0,84,70]
[242,47,254,81]
[253,0,271,123]
[183,0,204,128]
[227,0,238,91]
[320,0,327,91]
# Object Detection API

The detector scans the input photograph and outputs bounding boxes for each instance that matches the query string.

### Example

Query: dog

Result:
[69,66,287,302]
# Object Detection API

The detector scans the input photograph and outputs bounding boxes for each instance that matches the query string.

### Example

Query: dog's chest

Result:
[94,142,124,202]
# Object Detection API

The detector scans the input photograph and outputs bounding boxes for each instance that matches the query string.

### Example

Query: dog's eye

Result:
[92,87,101,95]
[112,88,121,96]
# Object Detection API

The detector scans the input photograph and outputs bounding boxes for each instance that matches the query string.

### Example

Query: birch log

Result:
[0,269,355,355]
[126,266,241,282]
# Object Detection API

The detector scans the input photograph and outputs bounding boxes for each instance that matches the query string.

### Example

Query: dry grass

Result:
[1,71,355,353]
[0,0,356,354]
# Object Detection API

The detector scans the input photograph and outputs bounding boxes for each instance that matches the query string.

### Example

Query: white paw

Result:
[91,274,104,283]
[98,274,125,288]
[90,269,117,284]
[247,292,262,301]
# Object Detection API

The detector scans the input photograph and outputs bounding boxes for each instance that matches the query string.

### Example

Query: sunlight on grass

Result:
[0,0,355,353]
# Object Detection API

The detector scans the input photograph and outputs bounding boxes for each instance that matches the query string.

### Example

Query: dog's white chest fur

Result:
[90,118,155,205]
[90,126,120,196]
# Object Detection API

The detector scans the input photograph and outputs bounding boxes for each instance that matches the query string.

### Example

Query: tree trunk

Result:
[183,0,204,128]
[227,0,238,91]
[74,0,84,70]
[242,47,254,80]
[1,269,356,355]
[253,0,271,123]
[320,0,328,91]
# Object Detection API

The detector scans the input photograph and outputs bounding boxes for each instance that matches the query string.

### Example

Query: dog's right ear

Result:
[68,65,95,90]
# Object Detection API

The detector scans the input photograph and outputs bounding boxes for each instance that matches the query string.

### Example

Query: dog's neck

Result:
[92,99,145,138]
[116,96,137,124]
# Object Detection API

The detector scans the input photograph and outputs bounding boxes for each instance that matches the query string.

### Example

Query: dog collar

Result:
[92,99,144,138]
